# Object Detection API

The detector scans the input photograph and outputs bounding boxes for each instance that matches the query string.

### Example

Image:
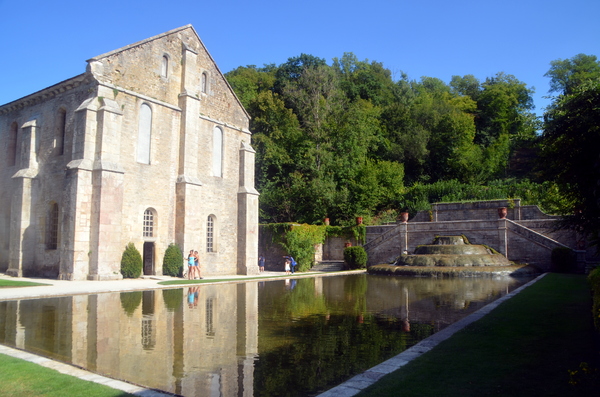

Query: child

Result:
[284,258,291,275]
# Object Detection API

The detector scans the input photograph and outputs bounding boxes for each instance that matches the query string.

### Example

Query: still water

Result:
[0,274,532,396]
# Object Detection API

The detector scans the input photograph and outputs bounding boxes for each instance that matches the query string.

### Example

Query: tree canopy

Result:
[225,52,588,226]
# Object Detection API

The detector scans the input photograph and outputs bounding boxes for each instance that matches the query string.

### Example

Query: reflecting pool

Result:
[0,274,533,396]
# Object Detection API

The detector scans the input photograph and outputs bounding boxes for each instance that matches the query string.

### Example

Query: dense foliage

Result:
[120,242,142,278]
[274,223,327,271]
[162,243,183,277]
[226,53,539,225]
[343,246,368,269]
[540,57,600,248]
[227,52,600,247]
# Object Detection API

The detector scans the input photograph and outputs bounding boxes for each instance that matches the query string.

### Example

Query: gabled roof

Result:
[88,24,250,120]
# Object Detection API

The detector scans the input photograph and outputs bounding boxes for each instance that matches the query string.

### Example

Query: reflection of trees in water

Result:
[280,278,328,318]
[162,288,183,312]
[255,276,436,396]
[254,313,433,397]
[120,291,142,316]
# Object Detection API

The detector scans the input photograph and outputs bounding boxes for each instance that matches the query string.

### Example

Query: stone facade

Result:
[0,25,259,280]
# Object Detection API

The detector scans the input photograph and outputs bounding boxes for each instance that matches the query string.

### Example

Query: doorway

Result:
[143,242,154,275]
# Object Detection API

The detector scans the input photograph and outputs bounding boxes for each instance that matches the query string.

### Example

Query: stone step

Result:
[312,261,345,272]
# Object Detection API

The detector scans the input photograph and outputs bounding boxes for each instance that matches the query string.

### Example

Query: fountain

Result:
[369,235,540,277]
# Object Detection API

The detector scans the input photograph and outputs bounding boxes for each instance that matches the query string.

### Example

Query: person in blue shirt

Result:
[283,255,297,274]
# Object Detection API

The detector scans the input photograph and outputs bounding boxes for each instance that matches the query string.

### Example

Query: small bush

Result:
[344,246,368,269]
[121,243,142,278]
[163,243,183,277]
[551,247,577,273]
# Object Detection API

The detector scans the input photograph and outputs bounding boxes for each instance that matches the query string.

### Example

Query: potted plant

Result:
[498,207,507,219]
[399,211,409,223]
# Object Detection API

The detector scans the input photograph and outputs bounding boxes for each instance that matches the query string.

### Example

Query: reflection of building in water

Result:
[0,282,259,396]
[206,297,215,337]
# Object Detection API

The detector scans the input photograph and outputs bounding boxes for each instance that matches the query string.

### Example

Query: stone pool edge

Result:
[0,344,173,397]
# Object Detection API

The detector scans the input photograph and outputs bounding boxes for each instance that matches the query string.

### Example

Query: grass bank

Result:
[358,273,599,396]
[0,353,134,397]
[0,279,50,288]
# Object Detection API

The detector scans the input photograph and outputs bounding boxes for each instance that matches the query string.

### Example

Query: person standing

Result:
[284,255,297,274]
[258,255,265,272]
[194,250,203,279]
[186,250,195,280]
[284,258,291,275]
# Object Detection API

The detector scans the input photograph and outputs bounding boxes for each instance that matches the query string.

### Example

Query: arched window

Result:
[201,72,208,93]
[57,108,67,155]
[206,215,215,252]
[8,122,18,166]
[161,55,168,78]
[143,208,155,237]
[47,203,59,250]
[212,126,223,177]
[137,103,152,164]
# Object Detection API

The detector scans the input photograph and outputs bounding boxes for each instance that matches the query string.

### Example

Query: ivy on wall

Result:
[265,223,366,271]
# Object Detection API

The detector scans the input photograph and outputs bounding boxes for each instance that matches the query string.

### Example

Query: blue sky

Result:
[1,0,598,117]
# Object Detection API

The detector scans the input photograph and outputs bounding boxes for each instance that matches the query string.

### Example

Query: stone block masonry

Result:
[0,25,258,279]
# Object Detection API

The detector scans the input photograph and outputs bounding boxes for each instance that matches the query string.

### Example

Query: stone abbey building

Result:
[0,25,259,280]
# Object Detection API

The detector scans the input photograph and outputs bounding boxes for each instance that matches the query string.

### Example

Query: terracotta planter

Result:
[344,242,352,248]
[498,207,507,219]
[399,212,409,223]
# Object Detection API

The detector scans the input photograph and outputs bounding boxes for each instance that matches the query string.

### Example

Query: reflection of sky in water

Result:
[0,274,532,396]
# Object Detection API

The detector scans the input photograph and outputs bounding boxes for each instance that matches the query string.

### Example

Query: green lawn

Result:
[358,273,599,396]
[0,279,50,288]
[0,353,134,397]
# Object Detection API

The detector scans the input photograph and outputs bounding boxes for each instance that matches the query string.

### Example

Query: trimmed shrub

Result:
[551,247,577,273]
[163,243,183,277]
[121,243,142,278]
[344,246,368,270]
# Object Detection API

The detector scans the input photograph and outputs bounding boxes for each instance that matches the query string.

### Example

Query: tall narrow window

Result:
[201,72,207,93]
[206,215,214,252]
[143,209,155,237]
[161,55,168,78]
[212,127,223,177]
[137,103,152,164]
[47,203,59,250]
[57,108,67,155]
[8,122,18,166]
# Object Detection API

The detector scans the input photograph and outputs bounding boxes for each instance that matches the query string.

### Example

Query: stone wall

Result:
[0,25,258,279]
[363,200,591,271]
[410,199,559,222]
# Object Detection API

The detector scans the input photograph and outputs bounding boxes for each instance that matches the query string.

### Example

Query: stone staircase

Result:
[311,261,345,272]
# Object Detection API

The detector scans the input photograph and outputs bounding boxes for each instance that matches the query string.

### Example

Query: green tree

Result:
[540,78,600,245]
[544,54,600,95]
